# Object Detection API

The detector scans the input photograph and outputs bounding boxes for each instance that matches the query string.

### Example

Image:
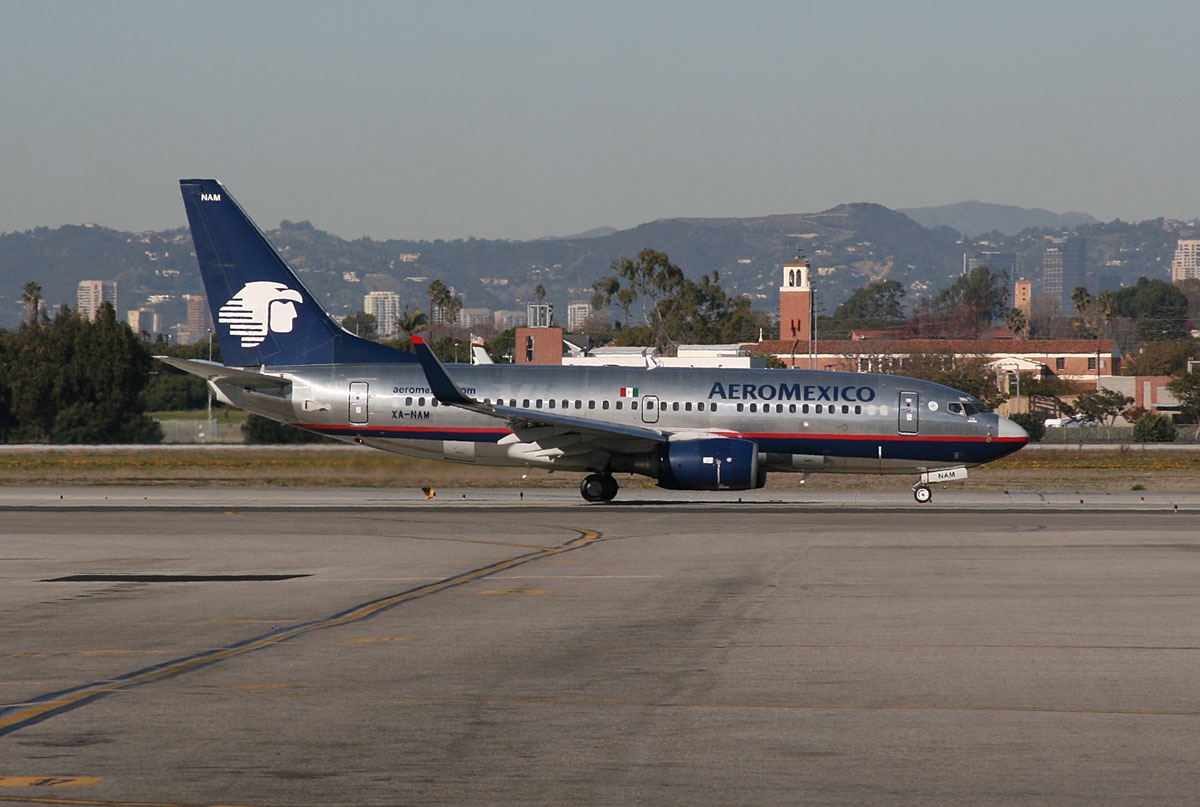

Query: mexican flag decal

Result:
[619,387,639,398]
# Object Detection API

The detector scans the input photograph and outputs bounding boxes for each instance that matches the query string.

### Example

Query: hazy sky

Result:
[2,1,1198,241]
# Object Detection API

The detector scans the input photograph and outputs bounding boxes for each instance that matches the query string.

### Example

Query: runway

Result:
[2,491,1200,805]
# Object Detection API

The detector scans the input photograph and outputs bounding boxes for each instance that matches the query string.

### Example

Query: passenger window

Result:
[536,399,543,408]
[575,400,582,409]
[789,404,796,414]
[588,400,596,410]
[418,397,426,407]
[631,401,639,410]
[816,404,823,414]
[685,402,692,412]
[616,401,623,410]
[855,405,862,414]
[523,399,530,408]
[737,403,745,412]
[673,402,680,411]
[548,400,555,409]
[749,403,757,413]
[776,404,783,413]
[509,399,517,407]
[602,400,609,410]
[406,397,413,406]
[802,404,809,414]
[842,405,849,414]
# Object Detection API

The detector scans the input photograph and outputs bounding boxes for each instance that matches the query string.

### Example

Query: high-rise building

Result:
[566,302,592,332]
[1041,237,1085,311]
[185,294,211,336]
[1170,240,1200,282]
[363,291,402,337]
[964,250,1017,277]
[457,308,492,330]
[76,280,117,322]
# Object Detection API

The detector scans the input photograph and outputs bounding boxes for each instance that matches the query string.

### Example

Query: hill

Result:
[0,203,1186,336]
[901,201,1098,237]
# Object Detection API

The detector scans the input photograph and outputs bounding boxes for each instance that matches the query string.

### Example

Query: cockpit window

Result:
[948,400,986,416]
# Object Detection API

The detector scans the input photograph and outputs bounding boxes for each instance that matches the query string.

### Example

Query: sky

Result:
[2,0,1198,241]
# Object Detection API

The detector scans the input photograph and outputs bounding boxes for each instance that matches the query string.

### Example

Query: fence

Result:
[157,419,244,444]
[1039,425,1200,445]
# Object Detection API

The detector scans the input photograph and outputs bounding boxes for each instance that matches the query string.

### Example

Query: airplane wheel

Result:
[914,485,932,504]
[581,474,617,503]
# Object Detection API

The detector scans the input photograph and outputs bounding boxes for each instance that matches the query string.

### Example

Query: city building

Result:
[566,302,592,332]
[527,302,553,328]
[76,280,117,322]
[493,309,526,329]
[1170,239,1200,282]
[363,291,402,338]
[457,307,492,330]
[965,250,1017,276]
[1042,237,1086,310]
[185,294,211,337]
[127,308,160,337]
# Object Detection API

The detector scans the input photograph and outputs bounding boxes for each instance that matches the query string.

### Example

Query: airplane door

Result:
[898,391,919,435]
[349,382,369,425]
[641,395,660,424]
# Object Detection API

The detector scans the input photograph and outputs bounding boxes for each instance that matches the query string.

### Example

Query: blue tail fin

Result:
[179,179,416,366]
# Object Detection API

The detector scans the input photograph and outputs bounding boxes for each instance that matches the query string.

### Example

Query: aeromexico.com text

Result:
[707,382,877,403]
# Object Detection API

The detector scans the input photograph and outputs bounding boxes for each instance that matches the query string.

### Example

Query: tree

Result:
[1110,277,1189,342]
[1167,370,1200,424]
[1072,388,1133,426]
[822,280,906,338]
[427,279,462,332]
[1133,412,1176,443]
[905,265,1009,338]
[396,305,430,338]
[20,281,42,325]
[341,311,377,339]
[0,303,161,443]
[590,249,768,351]
[1121,339,1198,376]
[1005,307,1027,338]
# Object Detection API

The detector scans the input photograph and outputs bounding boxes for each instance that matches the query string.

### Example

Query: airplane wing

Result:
[153,357,291,390]
[409,336,666,447]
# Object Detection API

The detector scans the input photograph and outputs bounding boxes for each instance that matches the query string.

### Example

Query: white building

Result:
[77,280,117,322]
[363,291,402,338]
[1171,239,1200,282]
[566,302,592,332]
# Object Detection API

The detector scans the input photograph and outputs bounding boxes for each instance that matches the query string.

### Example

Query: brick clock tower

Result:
[779,255,813,346]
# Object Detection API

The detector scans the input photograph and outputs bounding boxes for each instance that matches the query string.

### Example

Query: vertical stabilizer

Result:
[179,179,414,366]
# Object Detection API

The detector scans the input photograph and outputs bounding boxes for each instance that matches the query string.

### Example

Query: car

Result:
[1044,416,1099,428]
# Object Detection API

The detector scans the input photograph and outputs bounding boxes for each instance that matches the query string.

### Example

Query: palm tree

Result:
[21,281,42,325]
[1005,307,1027,338]
[397,305,430,338]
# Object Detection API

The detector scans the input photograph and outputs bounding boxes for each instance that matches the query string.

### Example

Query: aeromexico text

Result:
[707,382,876,403]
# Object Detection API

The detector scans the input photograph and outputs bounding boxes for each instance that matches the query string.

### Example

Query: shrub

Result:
[1132,413,1176,443]
[1009,412,1045,442]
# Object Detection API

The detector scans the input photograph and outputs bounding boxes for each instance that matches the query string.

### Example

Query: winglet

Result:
[410,335,476,407]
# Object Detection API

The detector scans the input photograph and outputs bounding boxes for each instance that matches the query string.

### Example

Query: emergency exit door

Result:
[349,382,369,425]
[898,391,919,434]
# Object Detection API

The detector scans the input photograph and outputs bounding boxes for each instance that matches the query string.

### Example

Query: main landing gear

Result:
[580,473,619,503]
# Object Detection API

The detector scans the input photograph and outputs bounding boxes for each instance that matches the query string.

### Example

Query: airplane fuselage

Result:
[219,362,1024,478]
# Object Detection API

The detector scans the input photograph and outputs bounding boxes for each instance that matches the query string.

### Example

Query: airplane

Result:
[158,179,1029,504]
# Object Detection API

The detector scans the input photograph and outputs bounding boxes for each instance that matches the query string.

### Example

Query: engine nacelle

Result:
[656,438,764,491]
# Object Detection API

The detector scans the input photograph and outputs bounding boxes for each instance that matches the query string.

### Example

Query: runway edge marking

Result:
[0,527,602,738]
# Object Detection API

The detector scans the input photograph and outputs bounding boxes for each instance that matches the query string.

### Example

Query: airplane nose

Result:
[997,415,1029,443]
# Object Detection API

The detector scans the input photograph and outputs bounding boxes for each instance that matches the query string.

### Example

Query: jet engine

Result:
[655,438,765,491]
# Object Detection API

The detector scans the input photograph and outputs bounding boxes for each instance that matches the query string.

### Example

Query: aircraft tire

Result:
[580,474,616,503]
[914,484,932,504]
